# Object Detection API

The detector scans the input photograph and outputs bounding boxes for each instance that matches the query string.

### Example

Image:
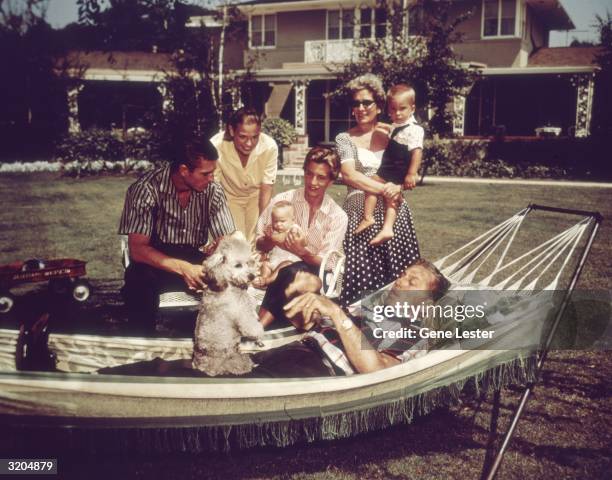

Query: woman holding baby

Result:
[336,74,421,306]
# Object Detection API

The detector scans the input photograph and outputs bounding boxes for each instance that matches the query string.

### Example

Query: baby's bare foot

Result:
[354,217,375,235]
[369,229,394,246]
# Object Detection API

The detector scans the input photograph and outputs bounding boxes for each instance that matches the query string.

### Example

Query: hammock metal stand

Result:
[481,204,603,480]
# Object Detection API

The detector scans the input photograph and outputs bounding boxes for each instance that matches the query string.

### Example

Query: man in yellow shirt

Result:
[211,108,278,243]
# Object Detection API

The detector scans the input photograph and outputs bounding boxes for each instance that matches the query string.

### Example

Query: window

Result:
[251,14,276,47]
[359,8,371,38]
[408,4,426,36]
[374,8,387,38]
[327,10,354,40]
[483,0,516,37]
[356,7,388,40]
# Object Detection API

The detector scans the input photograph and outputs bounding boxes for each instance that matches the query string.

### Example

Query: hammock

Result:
[0,204,601,463]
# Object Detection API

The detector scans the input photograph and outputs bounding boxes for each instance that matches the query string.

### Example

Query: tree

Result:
[0,0,70,159]
[75,1,251,152]
[569,38,596,47]
[336,0,480,136]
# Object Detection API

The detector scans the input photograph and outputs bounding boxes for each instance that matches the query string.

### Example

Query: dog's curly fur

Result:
[192,232,264,376]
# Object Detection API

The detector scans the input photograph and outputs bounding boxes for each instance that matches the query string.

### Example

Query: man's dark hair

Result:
[172,137,219,171]
[260,262,319,326]
[303,146,341,180]
[224,107,262,140]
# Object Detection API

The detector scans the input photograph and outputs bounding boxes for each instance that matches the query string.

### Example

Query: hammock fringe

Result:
[7,356,537,454]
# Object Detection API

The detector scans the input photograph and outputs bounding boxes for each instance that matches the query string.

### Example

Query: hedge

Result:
[3,128,608,180]
[53,128,164,176]
[422,136,609,180]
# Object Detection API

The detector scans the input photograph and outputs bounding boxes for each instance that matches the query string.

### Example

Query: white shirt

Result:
[391,116,424,151]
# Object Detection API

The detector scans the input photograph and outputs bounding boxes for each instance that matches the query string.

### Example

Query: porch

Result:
[457,71,595,138]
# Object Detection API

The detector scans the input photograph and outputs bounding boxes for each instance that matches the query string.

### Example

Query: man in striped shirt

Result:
[255,146,347,270]
[255,147,348,328]
[274,259,451,375]
[119,138,235,332]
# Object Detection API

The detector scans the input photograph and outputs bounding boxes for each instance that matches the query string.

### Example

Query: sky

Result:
[45,0,611,46]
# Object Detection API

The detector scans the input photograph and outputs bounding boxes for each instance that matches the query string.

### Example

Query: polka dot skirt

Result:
[339,193,420,306]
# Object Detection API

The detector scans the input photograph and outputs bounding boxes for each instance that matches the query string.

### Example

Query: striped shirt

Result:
[255,188,348,264]
[304,315,428,376]
[118,164,235,247]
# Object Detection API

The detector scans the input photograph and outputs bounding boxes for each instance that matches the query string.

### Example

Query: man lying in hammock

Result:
[100,259,450,377]
[250,259,451,376]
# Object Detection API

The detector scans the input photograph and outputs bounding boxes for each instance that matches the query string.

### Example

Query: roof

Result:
[60,50,174,72]
[238,0,574,30]
[176,1,212,16]
[236,0,374,13]
[528,47,601,68]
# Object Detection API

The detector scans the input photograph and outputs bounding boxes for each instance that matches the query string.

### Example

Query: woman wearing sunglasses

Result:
[335,74,421,306]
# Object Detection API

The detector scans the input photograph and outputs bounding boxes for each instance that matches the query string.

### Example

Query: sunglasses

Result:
[351,99,376,109]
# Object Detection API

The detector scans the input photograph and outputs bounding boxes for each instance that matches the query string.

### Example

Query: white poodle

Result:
[192,231,264,376]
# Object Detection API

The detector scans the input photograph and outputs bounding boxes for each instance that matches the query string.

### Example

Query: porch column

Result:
[156,83,173,114]
[324,80,331,142]
[293,80,308,136]
[453,95,466,136]
[230,85,243,110]
[575,74,595,138]
[67,83,84,134]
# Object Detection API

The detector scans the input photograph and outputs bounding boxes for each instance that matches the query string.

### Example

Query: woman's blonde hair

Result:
[346,74,386,108]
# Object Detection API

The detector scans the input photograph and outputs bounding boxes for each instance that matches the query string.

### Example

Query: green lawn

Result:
[1,173,610,290]
[0,173,610,479]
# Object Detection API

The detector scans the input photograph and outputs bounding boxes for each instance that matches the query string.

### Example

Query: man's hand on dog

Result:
[180,262,206,290]
[200,237,222,257]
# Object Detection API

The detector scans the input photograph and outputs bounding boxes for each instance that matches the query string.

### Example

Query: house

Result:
[60,50,173,133]
[201,0,598,147]
[62,0,598,150]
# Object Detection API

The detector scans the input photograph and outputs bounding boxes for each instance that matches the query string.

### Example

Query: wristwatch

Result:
[341,317,354,331]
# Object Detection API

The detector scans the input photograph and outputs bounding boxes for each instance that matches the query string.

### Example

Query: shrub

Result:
[423,139,490,176]
[61,159,155,177]
[262,118,298,146]
[123,129,164,163]
[53,128,164,176]
[421,137,609,180]
[486,137,608,178]
[55,128,124,164]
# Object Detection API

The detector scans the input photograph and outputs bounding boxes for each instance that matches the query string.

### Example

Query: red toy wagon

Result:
[0,259,92,313]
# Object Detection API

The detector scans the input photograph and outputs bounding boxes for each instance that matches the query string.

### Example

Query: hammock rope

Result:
[435,210,527,281]
[503,224,582,290]
[455,216,525,286]
[435,210,592,294]
[545,221,589,291]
